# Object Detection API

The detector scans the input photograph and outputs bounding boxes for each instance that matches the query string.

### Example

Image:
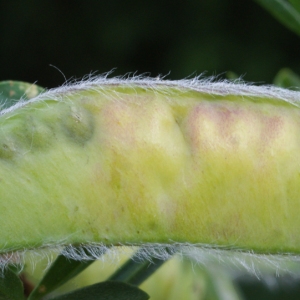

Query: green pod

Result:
[0,78,300,256]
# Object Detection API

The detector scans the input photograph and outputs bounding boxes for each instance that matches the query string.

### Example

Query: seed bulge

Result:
[24,116,55,150]
[62,104,94,144]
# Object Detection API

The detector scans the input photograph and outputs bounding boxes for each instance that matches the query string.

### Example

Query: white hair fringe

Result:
[2,242,300,278]
[1,71,300,116]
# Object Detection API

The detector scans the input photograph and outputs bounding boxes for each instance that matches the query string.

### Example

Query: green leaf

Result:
[48,281,149,300]
[0,267,25,300]
[201,266,244,300]
[254,0,300,37]
[234,272,300,300]
[108,248,169,286]
[6,264,23,275]
[289,0,300,14]
[28,247,106,300]
[0,81,44,110]
[273,68,300,89]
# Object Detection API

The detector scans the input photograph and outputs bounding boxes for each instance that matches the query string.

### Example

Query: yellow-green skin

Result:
[1,85,300,254]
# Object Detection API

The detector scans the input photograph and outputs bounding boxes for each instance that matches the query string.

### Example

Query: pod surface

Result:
[1,79,300,255]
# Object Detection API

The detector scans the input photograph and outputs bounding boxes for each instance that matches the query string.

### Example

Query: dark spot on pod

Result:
[0,138,15,159]
[62,105,94,144]
[0,113,55,160]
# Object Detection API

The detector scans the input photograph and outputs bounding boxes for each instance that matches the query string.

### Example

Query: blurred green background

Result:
[1,0,300,88]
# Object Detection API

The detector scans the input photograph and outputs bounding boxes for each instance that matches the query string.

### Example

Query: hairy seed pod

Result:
[1,76,300,262]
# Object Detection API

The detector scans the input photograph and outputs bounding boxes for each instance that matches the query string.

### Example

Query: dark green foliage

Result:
[235,273,300,300]
[28,248,102,300]
[273,68,300,89]
[255,0,300,37]
[289,0,300,13]
[108,249,167,286]
[28,248,163,299]
[0,267,25,300]
[48,281,149,300]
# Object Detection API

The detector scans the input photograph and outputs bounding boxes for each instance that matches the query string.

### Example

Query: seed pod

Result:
[0,77,300,261]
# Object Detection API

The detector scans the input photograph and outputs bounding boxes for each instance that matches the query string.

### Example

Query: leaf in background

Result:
[0,267,25,300]
[254,0,300,37]
[273,68,300,89]
[289,0,300,13]
[201,265,245,300]
[0,81,44,110]
[234,272,300,300]
[28,247,106,300]
[48,281,149,300]
[108,248,169,286]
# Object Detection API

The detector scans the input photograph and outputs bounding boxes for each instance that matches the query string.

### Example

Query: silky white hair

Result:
[1,71,300,117]
[2,242,300,279]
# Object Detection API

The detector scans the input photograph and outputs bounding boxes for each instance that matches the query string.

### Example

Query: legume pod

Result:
[1,77,300,256]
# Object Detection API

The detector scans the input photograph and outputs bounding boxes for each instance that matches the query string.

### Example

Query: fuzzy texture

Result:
[2,72,300,116]
[1,74,300,275]
[3,243,300,278]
